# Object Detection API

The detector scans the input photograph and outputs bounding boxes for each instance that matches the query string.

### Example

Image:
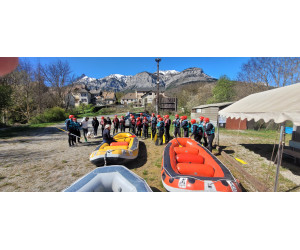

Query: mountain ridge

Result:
[75,67,217,91]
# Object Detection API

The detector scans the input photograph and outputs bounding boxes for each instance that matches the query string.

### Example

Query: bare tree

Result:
[238,57,300,87]
[33,62,47,114]
[41,60,72,107]
[8,61,36,122]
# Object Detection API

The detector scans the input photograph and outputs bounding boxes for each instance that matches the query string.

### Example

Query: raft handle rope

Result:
[163,166,236,186]
[103,149,127,166]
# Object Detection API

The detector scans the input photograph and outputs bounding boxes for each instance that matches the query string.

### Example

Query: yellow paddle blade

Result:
[235,158,247,165]
[154,133,157,142]
[179,145,183,147]
[151,132,153,140]
[163,134,165,144]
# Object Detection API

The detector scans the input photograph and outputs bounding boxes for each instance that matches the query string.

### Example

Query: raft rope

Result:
[163,162,238,186]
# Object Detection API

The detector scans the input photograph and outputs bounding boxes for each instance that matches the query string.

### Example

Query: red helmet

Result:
[204,117,210,122]
[191,119,196,124]
[137,117,140,120]
[185,116,188,120]
[73,117,77,121]
[69,115,74,119]
[152,113,155,116]
[180,116,184,120]
[115,115,117,118]
[159,117,163,121]
[140,113,143,116]
[199,116,204,121]
[143,117,147,120]
[165,115,169,119]
[101,116,104,119]
[175,114,179,118]
[157,115,161,118]
[121,115,124,118]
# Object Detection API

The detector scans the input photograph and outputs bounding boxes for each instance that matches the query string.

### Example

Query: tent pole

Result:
[217,116,220,147]
[274,125,285,192]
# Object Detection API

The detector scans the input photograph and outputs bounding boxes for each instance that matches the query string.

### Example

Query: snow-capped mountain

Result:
[74,68,216,91]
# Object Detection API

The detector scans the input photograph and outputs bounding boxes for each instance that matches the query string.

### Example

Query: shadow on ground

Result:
[286,185,300,192]
[125,141,147,170]
[241,143,300,176]
[150,186,161,192]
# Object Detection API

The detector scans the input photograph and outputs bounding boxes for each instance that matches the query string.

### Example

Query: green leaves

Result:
[211,75,235,103]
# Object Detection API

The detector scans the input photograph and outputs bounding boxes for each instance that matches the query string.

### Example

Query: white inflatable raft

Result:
[63,165,152,192]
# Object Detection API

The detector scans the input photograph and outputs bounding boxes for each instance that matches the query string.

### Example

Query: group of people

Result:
[126,113,215,152]
[65,113,215,152]
[65,115,90,147]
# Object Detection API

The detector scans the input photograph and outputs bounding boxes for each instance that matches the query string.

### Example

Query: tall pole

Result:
[155,58,161,114]
[217,116,220,147]
[274,125,285,192]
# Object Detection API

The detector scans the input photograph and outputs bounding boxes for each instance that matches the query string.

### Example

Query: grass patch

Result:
[62,160,68,164]
[219,128,292,142]
[142,170,148,176]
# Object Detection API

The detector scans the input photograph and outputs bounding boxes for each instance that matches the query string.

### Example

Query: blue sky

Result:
[22,57,250,80]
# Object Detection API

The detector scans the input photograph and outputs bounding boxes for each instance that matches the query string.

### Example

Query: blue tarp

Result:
[285,127,293,134]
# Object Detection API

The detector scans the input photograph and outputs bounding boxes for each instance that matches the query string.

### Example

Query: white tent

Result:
[219,82,300,126]
[218,82,300,191]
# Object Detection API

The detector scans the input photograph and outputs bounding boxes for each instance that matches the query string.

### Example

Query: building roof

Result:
[101,91,115,100]
[90,89,100,94]
[121,92,137,100]
[192,102,234,109]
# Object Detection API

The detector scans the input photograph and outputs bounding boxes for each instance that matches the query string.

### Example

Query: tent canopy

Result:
[219,82,300,126]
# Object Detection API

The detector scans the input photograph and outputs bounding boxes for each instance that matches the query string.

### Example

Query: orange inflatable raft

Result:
[161,138,242,192]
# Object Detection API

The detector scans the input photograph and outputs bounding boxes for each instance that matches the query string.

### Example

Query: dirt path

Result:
[0,121,166,192]
[1,123,300,192]
[0,123,99,191]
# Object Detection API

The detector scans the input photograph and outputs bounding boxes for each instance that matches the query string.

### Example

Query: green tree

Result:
[209,75,235,103]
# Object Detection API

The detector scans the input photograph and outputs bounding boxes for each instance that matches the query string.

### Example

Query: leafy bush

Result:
[30,107,68,124]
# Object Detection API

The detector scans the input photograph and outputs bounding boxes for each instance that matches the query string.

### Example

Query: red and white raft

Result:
[161,138,242,192]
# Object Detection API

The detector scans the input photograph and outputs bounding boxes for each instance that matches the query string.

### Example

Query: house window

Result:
[149,93,152,95]
[81,93,87,97]
[196,109,202,113]
[82,99,87,103]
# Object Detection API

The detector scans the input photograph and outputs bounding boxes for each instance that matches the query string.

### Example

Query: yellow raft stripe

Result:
[235,158,248,165]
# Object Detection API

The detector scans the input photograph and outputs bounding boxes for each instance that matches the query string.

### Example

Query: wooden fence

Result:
[159,97,177,112]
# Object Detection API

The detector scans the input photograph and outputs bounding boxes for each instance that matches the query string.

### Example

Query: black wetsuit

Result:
[143,119,149,139]
[164,118,171,143]
[151,116,157,139]
[204,122,215,152]
[92,118,99,136]
[102,128,115,144]
[173,118,181,138]
[120,118,125,132]
[157,120,165,145]
[113,118,119,134]
[181,120,189,138]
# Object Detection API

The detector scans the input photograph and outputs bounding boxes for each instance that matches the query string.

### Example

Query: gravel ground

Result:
[1,120,300,192]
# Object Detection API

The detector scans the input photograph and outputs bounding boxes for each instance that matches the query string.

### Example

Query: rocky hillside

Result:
[75,67,217,91]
